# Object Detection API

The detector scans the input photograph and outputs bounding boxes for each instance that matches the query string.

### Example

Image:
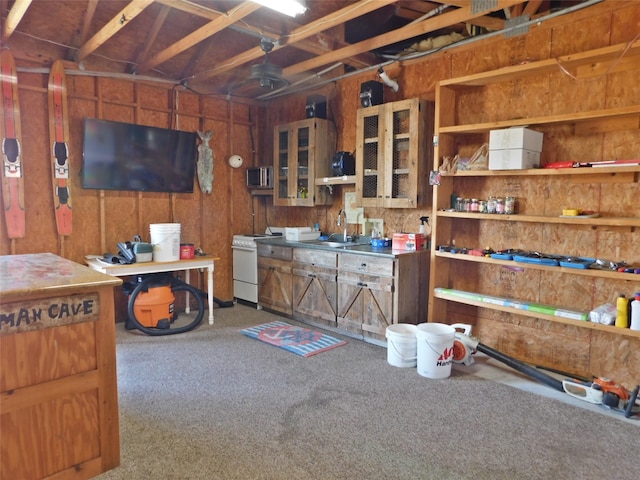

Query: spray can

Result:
[615,294,629,328]
[630,293,640,331]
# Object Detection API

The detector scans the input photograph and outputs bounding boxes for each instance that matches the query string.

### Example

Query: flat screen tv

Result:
[82,118,197,193]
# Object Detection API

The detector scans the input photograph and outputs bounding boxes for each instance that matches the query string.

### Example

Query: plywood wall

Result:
[0,71,264,305]
[2,0,639,384]
[257,1,640,385]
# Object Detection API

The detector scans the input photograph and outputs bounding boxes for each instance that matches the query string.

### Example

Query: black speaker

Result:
[359,81,383,108]
[306,94,327,119]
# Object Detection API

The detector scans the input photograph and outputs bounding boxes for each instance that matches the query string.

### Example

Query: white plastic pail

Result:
[416,323,455,379]
[385,324,418,368]
[150,223,181,262]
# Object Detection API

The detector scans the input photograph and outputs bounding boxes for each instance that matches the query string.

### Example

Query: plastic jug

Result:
[630,293,640,331]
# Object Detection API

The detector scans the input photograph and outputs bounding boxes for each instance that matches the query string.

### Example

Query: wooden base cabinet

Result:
[337,270,394,342]
[0,254,122,480]
[258,240,430,344]
[292,249,338,328]
[258,243,293,315]
[337,250,429,345]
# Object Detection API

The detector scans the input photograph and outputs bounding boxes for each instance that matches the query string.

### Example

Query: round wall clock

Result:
[228,154,243,168]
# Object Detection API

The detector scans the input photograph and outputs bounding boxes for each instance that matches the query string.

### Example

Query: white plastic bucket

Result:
[150,223,181,262]
[385,324,418,368]
[416,323,455,379]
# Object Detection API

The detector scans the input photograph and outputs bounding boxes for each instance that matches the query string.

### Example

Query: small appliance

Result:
[331,151,355,176]
[246,166,273,189]
[359,80,383,107]
[306,94,327,119]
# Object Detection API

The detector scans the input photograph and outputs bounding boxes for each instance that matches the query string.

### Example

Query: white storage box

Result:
[489,148,541,170]
[489,127,543,152]
[285,227,321,242]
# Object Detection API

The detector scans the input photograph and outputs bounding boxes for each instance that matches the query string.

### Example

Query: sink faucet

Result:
[337,209,348,242]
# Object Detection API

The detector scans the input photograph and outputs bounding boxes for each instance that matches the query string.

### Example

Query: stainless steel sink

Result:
[301,235,371,249]
[318,241,362,248]
[315,237,371,248]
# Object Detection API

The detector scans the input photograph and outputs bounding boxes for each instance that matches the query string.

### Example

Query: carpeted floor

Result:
[96,303,639,480]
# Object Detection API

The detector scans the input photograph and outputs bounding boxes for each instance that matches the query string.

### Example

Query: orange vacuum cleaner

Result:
[123,273,205,336]
[131,276,175,329]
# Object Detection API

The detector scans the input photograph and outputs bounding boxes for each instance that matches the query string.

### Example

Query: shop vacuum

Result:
[123,273,232,336]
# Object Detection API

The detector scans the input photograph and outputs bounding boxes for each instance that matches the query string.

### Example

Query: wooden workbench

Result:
[0,253,122,479]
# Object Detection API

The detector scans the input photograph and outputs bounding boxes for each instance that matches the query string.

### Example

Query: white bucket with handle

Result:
[385,324,418,368]
[416,322,456,379]
[150,223,181,262]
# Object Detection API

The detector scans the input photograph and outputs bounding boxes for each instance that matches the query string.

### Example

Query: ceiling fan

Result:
[226,38,290,95]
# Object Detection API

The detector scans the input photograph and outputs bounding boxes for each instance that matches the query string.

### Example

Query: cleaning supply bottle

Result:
[419,216,429,235]
[615,294,629,328]
[630,293,640,331]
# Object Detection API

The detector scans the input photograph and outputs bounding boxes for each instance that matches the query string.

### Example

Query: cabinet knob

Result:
[357,281,368,287]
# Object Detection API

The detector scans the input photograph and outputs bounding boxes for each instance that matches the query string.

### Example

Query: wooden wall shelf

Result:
[315,175,356,185]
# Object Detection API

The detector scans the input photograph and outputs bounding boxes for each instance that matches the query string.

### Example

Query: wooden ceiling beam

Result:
[160,0,378,74]
[193,0,397,82]
[1,0,32,43]
[78,0,99,45]
[439,1,508,30]
[283,0,526,77]
[523,0,544,17]
[130,4,171,74]
[290,33,379,70]
[135,1,261,74]
[75,0,155,62]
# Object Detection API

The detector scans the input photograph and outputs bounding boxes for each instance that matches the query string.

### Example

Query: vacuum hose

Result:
[476,342,564,392]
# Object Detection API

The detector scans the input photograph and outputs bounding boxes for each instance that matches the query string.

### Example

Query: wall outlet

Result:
[363,218,384,237]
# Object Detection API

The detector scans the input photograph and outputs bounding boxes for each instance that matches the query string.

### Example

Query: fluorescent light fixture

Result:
[251,0,307,17]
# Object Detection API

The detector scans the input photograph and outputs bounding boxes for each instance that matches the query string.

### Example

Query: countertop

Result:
[255,236,428,258]
[0,253,123,299]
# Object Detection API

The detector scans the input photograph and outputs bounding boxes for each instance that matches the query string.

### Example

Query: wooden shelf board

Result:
[439,40,640,88]
[250,189,273,196]
[434,251,639,280]
[439,165,640,176]
[435,211,640,227]
[438,105,640,134]
[434,291,640,339]
[314,175,356,185]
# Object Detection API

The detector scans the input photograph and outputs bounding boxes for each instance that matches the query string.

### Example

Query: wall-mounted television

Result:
[82,118,197,193]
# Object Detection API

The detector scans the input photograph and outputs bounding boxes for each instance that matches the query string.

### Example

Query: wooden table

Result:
[85,255,219,325]
[0,253,122,479]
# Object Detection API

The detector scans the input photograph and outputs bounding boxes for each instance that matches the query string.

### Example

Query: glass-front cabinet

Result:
[274,118,336,207]
[355,98,433,208]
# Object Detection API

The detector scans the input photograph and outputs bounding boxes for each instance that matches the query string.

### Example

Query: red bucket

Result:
[180,243,195,259]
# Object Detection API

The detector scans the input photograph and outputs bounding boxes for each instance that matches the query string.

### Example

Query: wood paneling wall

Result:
[0,72,264,305]
[2,1,639,383]
[256,1,640,384]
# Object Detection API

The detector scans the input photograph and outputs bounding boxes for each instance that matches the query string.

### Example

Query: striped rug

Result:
[240,320,347,357]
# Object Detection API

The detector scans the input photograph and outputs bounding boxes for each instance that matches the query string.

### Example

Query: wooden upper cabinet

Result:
[355,98,434,208]
[273,118,336,207]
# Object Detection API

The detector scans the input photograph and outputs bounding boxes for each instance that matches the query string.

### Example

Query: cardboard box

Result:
[285,227,320,242]
[392,233,426,251]
[489,148,541,170]
[489,127,543,152]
